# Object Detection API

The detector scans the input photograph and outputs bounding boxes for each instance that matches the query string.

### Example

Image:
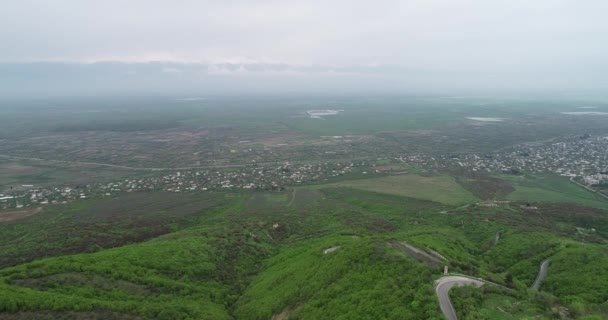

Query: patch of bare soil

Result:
[0,207,43,222]
[388,240,443,268]
[272,305,301,320]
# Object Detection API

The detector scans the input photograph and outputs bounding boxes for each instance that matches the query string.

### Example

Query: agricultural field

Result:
[0,158,143,189]
[316,174,478,206]
[2,95,608,168]
[504,175,608,209]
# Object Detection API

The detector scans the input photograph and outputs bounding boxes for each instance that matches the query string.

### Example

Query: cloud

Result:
[2,1,607,68]
[1,1,607,95]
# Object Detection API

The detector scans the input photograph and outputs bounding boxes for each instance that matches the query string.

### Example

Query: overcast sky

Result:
[2,0,608,95]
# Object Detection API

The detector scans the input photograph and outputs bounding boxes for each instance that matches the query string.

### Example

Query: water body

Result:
[561,112,608,115]
[466,117,504,122]
[307,109,344,119]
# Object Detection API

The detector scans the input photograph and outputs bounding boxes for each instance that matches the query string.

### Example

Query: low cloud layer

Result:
[2,1,608,95]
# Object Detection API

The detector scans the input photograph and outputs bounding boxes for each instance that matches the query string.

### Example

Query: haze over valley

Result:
[1,1,608,319]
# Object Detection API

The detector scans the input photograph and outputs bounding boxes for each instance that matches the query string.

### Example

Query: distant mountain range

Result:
[1,61,607,98]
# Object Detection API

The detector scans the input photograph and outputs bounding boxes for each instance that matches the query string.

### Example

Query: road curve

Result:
[532,259,550,290]
[435,276,484,320]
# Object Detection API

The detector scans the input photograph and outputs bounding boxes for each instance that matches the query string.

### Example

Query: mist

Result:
[2,0,608,97]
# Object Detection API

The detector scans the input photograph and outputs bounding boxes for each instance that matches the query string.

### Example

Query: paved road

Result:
[435,276,484,320]
[569,176,608,200]
[532,259,550,290]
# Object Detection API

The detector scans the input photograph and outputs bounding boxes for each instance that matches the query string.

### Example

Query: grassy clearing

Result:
[245,192,289,211]
[317,174,478,206]
[504,175,608,208]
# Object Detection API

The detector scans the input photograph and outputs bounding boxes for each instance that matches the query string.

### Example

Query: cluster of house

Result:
[400,135,608,183]
[1,161,363,210]
[0,185,90,210]
[582,173,608,186]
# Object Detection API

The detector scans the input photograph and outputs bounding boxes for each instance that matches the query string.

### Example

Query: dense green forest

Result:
[1,182,607,319]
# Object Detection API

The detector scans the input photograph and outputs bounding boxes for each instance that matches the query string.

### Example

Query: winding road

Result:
[435,257,550,319]
[532,259,550,290]
[435,276,485,320]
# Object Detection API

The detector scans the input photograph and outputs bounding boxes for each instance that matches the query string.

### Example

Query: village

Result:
[401,134,608,187]
[0,161,364,210]
[2,134,608,210]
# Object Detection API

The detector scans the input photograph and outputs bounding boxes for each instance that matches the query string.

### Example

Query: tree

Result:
[505,272,514,288]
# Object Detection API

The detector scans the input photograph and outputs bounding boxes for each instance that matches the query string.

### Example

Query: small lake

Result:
[561,112,608,116]
[466,117,504,122]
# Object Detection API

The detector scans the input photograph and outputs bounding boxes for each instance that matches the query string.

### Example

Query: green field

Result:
[504,175,608,208]
[318,174,479,206]
[0,158,143,189]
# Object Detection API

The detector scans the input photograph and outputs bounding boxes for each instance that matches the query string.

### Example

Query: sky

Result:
[2,0,608,96]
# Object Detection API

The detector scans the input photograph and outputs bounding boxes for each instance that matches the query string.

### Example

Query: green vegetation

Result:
[318,174,479,205]
[0,192,230,267]
[1,184,606,319]
[449,285,567,320]
[235,236,439,319]
[4,96,608,169]
[1,96,608,319]
[504,175,608,208]
[544,245,608,305]
[0,159,142,189]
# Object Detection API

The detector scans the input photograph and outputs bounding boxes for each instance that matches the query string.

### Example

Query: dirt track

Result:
[0,207,43,222]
